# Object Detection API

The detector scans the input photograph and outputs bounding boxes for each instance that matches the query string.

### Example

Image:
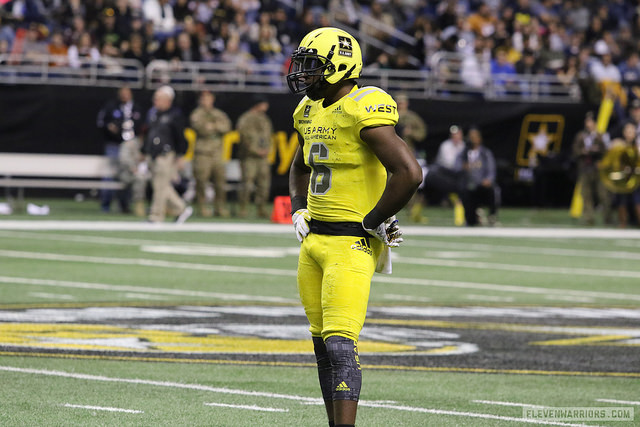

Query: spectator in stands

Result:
[456,126,499,226]
[95,7,123,51]
[67,31,100,69]
[249,20,282,64]
[219,32,253,70]
[590,50,624,105]
[123,32,151,66]
[176,31,200,62]
[515,48,541,75]
[360,0,394,61]
[328,0,359,27]
[613,98,640,140]
[63,15,86,47]
[143,0,176,37]
[572,111,611,226]
[0,15,15,50]
[490,47,517,94]
[190,90,232,217]
[96,86,144,214]
[173,0,193,24]
[142,85,192,224]
[21,23,48,63]
[155,35,178,62]
[563,1,590,34]
[538,31,566,71]
[47,31,68,66]
[468,3,497,38]
[113,0,134,39]
[618,51,640,94]
[0,39,9,56]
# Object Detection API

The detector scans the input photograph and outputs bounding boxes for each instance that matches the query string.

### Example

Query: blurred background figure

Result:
[96,85,143,214]
[428,124,466,225]
[236,96,273,218]
[600,122,640,228]
[396,92,428,223]
[572,111,611,226]
[457,127,499,226]
[190,90,232,218]
[142,85,192,224]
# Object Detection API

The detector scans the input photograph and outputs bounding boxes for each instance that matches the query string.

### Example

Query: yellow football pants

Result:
[297,233,383,343]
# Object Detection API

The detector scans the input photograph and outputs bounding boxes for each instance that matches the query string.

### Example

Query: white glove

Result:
[363,215,404,247]
[292,209,311,242]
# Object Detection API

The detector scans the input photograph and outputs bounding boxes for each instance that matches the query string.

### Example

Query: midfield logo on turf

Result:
[351,238,372,255]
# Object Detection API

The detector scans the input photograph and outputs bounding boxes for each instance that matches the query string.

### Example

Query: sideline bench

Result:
[0,153,123,207]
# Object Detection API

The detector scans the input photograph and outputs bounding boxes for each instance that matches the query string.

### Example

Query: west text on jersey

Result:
[364,104,397,114]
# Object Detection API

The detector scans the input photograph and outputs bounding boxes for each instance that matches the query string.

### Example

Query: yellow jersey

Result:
[293,85,399,222]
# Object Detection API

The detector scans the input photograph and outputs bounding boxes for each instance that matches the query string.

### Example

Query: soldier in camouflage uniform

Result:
[396,93,427,153]
[190,91,233,217]
[236,96,273,218]
[396,93,428,223]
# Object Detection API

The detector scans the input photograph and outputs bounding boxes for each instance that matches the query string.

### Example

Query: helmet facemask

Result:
[286,47,335,95]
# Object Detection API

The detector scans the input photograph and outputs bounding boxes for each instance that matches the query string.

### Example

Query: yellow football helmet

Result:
[286,27,363,94]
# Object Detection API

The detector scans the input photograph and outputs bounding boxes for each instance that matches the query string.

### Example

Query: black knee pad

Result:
[325,335,361,401]
[312,336,333,401]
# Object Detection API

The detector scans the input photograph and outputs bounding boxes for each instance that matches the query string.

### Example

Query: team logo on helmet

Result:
[338,36,353,57]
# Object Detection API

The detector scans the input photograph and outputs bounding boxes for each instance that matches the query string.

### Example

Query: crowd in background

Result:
[2,0,640,226]
[1,1,640,103]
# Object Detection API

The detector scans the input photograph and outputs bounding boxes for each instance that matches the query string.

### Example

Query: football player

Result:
[287,27,423,427]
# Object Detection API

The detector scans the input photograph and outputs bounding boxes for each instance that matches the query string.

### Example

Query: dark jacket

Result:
[142,107,188,159]
[96,99,143,145]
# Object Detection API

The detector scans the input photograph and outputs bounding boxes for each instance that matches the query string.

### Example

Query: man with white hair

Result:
[142,85,192,223]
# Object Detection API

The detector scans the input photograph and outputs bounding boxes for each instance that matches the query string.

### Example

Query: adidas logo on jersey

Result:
[335,381,351,392]
[351,238,372,255]
[332,105,342,114]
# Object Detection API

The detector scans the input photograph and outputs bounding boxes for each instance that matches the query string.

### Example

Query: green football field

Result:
[0,199,639,426]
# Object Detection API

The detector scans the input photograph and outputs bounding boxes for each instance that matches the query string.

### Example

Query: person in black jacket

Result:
[142,85,192,223]
[96,85,144,213]
[456,126,499,226]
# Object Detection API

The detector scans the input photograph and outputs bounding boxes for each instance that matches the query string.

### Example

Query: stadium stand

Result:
[3,0,637,103]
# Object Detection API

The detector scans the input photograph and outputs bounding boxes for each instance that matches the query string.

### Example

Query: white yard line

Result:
[62,403,143,414]
[473,400,545,408]
[3,246,640,302]
[0,230,299,258]
[403,240,640,261]
[395,256,640,280]
[204,402,288,412]
[0,365,321,403]
[2,230,637,261]
[122,293,169,300]
[0,276,297,304]
[28,292,76,300]
[1,220,640,239]
[359,402,598,427]
[466,295,515,302]
[383,294,431,302]
[0,366,596,426]
[0,250,296,278]
[374,276,640,302]
[545,295,595,303]
[596,399,640,406]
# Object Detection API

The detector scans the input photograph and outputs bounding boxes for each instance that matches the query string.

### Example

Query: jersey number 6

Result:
[308,142,332,195]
